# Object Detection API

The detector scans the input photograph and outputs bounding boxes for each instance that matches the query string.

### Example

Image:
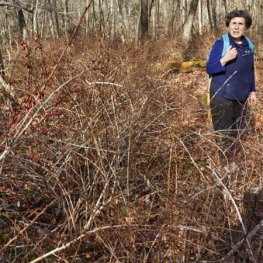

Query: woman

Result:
[206,9,257,161]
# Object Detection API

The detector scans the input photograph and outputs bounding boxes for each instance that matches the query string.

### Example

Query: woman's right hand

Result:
[220,45,237,66]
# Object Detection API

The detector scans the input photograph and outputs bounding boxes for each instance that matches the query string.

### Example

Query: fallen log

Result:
[155,60,207,74]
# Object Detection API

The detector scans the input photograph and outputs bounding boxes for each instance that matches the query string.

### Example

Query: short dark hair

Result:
[225,10,252,29]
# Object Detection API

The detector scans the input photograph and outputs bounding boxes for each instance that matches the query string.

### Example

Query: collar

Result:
[228,33,249,47]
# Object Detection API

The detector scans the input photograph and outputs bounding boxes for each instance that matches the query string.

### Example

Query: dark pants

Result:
[210,90,246,159]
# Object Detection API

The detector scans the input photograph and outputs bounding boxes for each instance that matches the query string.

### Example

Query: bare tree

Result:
[198,0,202,35]
[18,8,28,39]
[0,48,5,79]
[168,0,176,35]
[32,0,39,33]
[110,0,116,40]
[182,0,199,43]
[0,0,262,46]
[258,5,263,58]
[212,0,217,29]
[137,0,149,41]
[152,0,157,39]
[52,0,61,37]
[207,0,213,29]
[62,0,70,36]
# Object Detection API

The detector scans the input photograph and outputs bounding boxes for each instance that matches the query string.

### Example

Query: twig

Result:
[0,199,57,253]
[0,0,95,159]
[173,133,207,181]
[221,220,263,260]
[210,168,256,262]
[145,224,165,260]
[85,80,124,88]
[28,224,139,263]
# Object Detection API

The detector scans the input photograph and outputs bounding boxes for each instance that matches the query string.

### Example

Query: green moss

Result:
[195,94,207,101]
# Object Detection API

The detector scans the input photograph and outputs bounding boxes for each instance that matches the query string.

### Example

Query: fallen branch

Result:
[221,220,263,260]
[211,168,256,262]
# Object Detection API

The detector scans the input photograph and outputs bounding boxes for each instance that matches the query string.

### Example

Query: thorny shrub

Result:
[0,33,263,263]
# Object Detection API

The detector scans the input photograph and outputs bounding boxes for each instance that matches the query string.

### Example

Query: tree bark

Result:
[207,0,212,29]
[53,0,60,37]
[198,0,202,35]
[258,11,263,58]
[182,0,199,43]
[118,0,129,42]
[0,48,5,79]
[139,0,149,40]
[62,0,69,36]
[18,9,28,40]
[212,0,217,29]
[110,0,116,40]
[152,1,157,39]
[32,0,39,33]
[168,0,176,35]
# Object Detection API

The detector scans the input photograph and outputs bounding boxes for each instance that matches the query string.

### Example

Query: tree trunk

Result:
[176,1,183,31]
[152,1,157,39]
[98,0,105,39]
[169,0,176,35]
[212,0,217,29]
[118,0,129,42]
[222,0,227,13]
[207,0,212,29]
[32,0,39,33]
[0,48,15,98]
[92,0,97,37]
[182,0,199,43]
[110,0,116,40]
[0,49,5,79]
[18,9,28,40]
[258,14,263,58]
[53,0,60,37]
[198,0,202,35]
[63,0,70,36]
[139,0,149,40]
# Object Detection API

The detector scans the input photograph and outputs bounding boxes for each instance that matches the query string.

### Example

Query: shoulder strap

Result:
[221,34,230,57]
[244,35,254,52]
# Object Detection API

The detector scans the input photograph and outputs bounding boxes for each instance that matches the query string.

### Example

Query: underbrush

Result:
[0,35,263,263]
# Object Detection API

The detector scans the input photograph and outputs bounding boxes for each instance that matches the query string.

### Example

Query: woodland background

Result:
[1,0,263,262]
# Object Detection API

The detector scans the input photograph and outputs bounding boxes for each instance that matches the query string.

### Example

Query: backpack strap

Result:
[221,34,230,57]
[244,35,254,52]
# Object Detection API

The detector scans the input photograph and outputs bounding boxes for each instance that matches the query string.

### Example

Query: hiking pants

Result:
[210,90,246,158]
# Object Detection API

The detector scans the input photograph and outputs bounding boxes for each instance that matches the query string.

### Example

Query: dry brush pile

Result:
[0,34,263,263]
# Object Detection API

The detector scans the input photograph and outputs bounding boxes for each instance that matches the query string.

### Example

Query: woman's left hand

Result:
[249,92,257,105]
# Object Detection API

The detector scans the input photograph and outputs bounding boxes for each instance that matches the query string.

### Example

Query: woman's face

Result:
[228,17,247,41]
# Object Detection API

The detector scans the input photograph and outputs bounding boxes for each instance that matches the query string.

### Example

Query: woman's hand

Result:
[249,92,257,105]
[220,45,237,66]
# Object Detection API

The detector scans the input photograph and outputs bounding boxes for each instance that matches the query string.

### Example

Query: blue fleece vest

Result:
[210,34,254,102]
